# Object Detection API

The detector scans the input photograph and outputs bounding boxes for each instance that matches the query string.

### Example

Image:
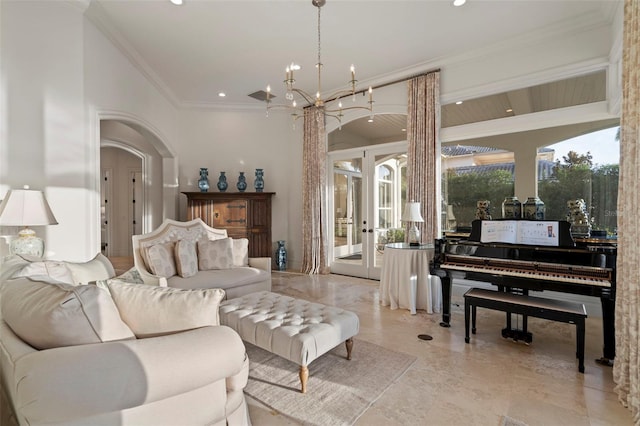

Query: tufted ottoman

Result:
[219,291,359,393]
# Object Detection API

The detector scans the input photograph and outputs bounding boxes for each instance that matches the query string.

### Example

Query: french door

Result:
[329,142,408,279]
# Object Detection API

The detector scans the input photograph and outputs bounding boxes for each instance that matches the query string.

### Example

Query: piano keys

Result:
[431,219,616,364]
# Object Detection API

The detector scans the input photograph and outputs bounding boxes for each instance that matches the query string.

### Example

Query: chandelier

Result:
[265,0,374,124]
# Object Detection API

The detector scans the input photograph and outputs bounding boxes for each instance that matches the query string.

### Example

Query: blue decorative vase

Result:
[254,168,264,192]
[217,171,228,192]
[237,172,247,192]
[275,240,287,271]
[524,196,545,220]
[198,168,209,192]
[502,196,522,219]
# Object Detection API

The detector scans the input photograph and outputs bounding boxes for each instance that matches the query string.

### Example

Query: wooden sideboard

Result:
[182,192,275,258]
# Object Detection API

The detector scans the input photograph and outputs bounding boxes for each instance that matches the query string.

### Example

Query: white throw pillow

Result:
[174,239,198,278]
[1,277,135,350]
[146,242,177,278]
[198,238,234,270]
[65,253,116,285]
[232,238,249,267]
[12,260,75,284]
[106,281,226,338]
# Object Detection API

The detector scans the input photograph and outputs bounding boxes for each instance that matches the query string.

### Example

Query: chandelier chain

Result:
[317,4,322,98]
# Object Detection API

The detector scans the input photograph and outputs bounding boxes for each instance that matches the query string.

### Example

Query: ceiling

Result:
[89,0,618,110]
[88,1,619,149]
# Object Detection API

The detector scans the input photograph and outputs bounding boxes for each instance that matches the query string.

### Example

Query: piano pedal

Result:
[501,328,533,344]
[595,357,614,367]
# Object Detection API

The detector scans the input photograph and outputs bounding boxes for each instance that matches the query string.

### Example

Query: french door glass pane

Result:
[333,158,363,266]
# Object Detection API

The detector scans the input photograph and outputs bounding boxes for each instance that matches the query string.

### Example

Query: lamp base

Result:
[10,228,44,258]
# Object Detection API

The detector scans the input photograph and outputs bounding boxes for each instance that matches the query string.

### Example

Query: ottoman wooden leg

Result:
[345,338,354,360]
[299,365,309,393]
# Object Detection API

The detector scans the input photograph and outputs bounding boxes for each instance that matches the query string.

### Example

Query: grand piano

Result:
[431,219,616,364]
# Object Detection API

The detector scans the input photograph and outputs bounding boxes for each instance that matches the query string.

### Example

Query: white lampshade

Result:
[0,189,58,226]
[0,188,58,257]
[401,202,424,223]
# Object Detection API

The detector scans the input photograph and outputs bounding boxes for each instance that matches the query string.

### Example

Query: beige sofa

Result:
[132,218,271,299]
[0,254,251,426]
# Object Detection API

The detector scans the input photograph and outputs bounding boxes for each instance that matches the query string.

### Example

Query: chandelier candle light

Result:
[402,201,424,246]
[265,0,374,124]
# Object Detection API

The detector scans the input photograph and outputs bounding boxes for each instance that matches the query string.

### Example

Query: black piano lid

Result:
[468,219,576,248]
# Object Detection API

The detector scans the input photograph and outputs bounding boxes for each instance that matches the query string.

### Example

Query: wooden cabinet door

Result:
[211,200,248,237]
[183,192,274,261]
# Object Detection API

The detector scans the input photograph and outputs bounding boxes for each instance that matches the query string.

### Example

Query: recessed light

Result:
[506,108,513,113]
[453,0,466,6]
[401,128,406,132]
[455,101,463,105]
[367,118,374,123]
[170,0,183,5]
[218,92,226,97]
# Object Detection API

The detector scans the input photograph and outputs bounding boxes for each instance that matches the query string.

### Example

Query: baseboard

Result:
[451,278,603,318]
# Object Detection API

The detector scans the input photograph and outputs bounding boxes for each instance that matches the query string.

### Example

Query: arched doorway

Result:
[96,112,179,271]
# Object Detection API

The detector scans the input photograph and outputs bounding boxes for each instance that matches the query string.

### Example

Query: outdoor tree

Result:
[445,169,514,227]
[539,150,618,234]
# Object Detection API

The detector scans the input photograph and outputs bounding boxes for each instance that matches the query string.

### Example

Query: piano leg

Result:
[439,273,452,327]
[596,295,615,366]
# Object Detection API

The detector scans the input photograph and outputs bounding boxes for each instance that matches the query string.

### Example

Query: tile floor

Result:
[247,271,632,426]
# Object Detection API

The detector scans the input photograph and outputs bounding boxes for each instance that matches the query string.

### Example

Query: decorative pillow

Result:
[12,260,75,285]
[0,277,135,350]
[65,253,116,285]
[197,238,234,270]
[106,281,226,338]
[175,239,198,278]
[146,242,177,278]
[231,238,249,267]
[114,267,144,284]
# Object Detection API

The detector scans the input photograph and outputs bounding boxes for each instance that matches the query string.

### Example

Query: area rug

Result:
[244,339,416,425]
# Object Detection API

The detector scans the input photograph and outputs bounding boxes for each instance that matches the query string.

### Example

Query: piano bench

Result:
[463,287,587,373]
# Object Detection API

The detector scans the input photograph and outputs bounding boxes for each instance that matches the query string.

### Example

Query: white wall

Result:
[176,108,303,268]
[0,1,90,260]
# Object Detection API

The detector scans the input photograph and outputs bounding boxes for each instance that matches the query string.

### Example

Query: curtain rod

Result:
[349,68,441,98]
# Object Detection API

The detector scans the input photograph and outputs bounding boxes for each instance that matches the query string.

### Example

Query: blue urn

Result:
[254,168,264,192]
[237,172,247,192]
[217,171,228,192]
[275,240,287,271]
[198,168,209,192]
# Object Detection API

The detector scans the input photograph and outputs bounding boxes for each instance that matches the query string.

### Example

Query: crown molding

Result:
[85,1,182,108]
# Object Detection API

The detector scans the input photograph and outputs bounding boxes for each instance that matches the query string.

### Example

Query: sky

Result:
[546,126,619,167]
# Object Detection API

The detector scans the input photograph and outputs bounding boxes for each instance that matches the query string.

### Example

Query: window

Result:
[378,165,393,229]
[441,146,516,230]
[538,126,619,235]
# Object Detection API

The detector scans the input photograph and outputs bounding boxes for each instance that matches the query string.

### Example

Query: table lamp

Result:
[0,186,58,257]
[402,201,424,246]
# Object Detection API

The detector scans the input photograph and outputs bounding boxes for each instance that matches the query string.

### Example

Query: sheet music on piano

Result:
[480,220,560,246]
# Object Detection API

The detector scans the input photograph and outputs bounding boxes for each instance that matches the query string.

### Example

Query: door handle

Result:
[368,229,374,233]
[362,228,367,233]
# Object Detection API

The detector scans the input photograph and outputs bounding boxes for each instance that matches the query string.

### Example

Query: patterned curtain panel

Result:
[301,106,329,274]
[406,71,441,244]
[614,0,640,422]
